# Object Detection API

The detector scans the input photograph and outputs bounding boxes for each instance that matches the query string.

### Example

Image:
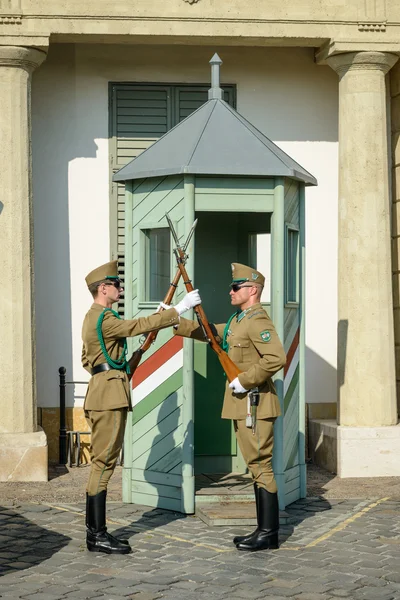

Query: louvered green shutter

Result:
[109,83,236,315]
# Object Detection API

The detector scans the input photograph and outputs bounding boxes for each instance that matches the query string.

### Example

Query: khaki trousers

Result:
[85,408,127,496]
[234,418,277,493]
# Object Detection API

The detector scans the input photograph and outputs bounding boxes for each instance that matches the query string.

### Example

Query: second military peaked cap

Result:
[85,260,119,288]
[231,262,265,288]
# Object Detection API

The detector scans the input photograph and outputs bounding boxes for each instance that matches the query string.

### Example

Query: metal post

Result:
[59,366,68,464]
[208,53,223,100]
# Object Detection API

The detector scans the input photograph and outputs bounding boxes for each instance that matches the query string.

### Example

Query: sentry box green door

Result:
[113,54,316,513]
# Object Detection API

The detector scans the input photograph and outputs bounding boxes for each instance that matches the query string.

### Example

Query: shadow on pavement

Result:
[48,464,69,481]
[109,506,185,542]
[279,496,333,544]
[0,506,70,577]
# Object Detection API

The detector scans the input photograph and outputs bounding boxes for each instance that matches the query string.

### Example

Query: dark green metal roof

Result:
[113,90,317,186]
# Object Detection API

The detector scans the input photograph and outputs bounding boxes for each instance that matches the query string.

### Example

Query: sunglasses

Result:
[231,283,254,292]
[104,279,122,290]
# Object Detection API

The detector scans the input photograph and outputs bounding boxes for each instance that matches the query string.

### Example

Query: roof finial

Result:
[208,53,223,100]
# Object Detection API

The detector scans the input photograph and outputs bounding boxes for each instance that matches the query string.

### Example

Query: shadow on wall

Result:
[0,506,70,576]
[305,345,337,407]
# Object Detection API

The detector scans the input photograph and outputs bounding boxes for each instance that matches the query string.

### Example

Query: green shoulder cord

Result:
[96,308,131,376]
[222,312,238,353]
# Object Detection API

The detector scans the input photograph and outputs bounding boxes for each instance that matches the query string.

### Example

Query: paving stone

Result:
[1,498,400,600]
[293,595,333,600]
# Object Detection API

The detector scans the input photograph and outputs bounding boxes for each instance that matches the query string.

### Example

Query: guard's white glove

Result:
[157,301,170,312]
[229,377,247,394]
[174,290,201,316]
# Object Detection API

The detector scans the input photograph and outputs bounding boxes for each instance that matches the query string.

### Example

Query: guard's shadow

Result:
[0,506,70,577]
[111,392,187,540]
[279,496,333,545]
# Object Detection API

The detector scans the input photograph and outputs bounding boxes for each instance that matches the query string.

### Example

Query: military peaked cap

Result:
[230,262,265,287]
[85,260,119,288]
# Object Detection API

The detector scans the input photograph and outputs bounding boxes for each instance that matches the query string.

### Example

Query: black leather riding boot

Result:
[233,483,260,545]
[86,491,131,554]
[236,487,279,551]
[85,493,129,547]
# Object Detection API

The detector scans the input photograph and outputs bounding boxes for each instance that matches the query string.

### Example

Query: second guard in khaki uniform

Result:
[174,263,286,552]
[82,260,201,554]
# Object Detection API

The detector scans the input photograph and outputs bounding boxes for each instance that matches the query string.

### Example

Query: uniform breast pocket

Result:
[230,342,251,363]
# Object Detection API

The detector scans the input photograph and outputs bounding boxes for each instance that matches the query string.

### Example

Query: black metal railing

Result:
[58,366,88,465]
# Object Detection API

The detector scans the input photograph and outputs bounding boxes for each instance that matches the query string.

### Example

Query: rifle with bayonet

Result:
[165,212,241,383]
[127,218,198,380]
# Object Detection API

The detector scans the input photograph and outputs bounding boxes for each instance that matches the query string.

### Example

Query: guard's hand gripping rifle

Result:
[165,213,241,383]
[127,218,198,380]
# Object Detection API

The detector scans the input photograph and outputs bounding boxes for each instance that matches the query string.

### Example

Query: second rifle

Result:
[166,213,241,383]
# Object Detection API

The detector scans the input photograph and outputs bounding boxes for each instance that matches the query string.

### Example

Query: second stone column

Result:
[326,51,400,476]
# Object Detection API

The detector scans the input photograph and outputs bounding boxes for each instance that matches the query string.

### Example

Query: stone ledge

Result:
[338,424,400,478]
[0,429,48,482]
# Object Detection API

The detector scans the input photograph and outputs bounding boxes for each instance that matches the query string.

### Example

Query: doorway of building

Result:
[193,211,272,478]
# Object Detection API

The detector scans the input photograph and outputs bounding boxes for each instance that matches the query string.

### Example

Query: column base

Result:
[338,424,400,477]
[0,429,48,482]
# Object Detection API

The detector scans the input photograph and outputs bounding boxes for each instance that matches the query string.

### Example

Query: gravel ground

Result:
[1,462,400,505]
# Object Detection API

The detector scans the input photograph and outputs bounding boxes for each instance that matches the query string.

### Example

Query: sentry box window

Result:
[143,227,170,302]
[286,226,299,304]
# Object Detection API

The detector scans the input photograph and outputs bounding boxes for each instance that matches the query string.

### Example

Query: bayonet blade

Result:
[165,212,181,248]
[183,218,198,252]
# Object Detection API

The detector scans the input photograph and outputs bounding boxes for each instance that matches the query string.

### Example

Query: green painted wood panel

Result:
[132,407,183,462]
[132,422,183,470]
[132,479,182,501]
[130,491,183,512]
[131,467,182,488]
[285,466,301,505]
[131,371,183,426]
[195,177,274,213]
[196,177,274,194]
[196,194,274,213]
[284,180,300,229]
[284,308,299,347]
[282,178,302,504]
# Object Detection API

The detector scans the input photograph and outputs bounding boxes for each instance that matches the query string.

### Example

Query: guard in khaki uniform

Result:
[82,260,201,554]
[174,263,286,552]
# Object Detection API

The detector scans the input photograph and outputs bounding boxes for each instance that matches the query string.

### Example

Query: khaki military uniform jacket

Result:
[82,304,179,411]
[174,303,286,420]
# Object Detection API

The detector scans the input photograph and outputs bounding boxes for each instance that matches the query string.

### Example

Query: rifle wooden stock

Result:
[174,250,241,383]
[127,267,182,381]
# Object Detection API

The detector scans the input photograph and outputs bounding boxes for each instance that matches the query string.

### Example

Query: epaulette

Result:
[248,310,266,319]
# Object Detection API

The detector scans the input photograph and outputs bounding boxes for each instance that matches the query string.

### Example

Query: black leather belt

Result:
[91,363,112,376]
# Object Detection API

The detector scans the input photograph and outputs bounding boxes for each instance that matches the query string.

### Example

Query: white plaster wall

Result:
[32,44,338,407]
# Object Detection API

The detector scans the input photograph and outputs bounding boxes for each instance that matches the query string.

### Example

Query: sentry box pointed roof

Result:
[113,55,317,186]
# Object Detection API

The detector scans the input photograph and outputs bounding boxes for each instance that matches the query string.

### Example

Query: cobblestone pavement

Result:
[0,495,400,599]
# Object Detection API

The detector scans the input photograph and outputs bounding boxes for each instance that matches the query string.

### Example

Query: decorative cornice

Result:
[0,15,22,25]
[358,22,386,32]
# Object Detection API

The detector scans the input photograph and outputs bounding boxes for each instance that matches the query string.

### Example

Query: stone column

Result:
[0,46,47,481]
[390,61,400,420]
[326,51,400,477]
